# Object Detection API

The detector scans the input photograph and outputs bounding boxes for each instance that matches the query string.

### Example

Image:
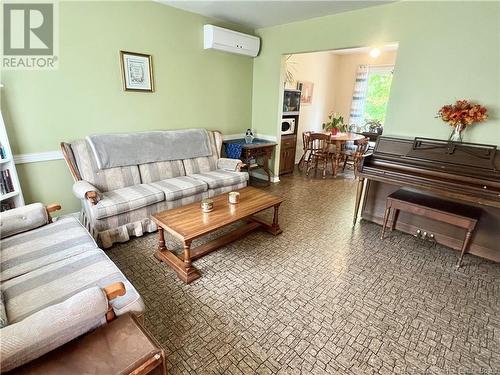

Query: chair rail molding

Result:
[14,150,64,164]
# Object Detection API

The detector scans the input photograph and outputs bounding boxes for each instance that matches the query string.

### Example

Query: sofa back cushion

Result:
[139,160,185,183]
[183,131,222,175]
[71,140,140,192]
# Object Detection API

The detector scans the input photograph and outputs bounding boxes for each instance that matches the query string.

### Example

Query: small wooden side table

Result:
[223,139,277,186]
[11,314,167,375]
[381,189,481,268]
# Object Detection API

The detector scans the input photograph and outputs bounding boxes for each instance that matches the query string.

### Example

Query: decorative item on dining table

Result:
[322,112,348,136]
[201,198,214,212]
[436,99,488,142]
[228,191,240,204]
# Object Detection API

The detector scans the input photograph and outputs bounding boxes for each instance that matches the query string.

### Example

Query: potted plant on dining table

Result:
[322,112,347,136]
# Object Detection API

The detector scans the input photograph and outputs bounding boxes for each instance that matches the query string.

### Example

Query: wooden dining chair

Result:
[305,133,332,179]
[342,137,370,174]
[297,131,312,171]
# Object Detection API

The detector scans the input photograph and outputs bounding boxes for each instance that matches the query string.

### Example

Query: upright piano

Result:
[354,136,500,262]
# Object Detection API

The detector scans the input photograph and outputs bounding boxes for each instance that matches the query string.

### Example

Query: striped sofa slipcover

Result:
[61,130,248,248]
[0,203,144,372]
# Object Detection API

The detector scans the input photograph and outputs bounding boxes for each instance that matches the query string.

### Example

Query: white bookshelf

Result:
[0,110,24,211]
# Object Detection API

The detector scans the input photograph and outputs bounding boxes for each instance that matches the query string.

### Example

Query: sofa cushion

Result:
[182,131,220,175]
[189,170,249,189]
[71,139,141,192]
[139,160,186,183]
[208,181,248,198]
[1,248,144,324]
[149,176,207,201]
[0,216,98,282]
[92,184,164,220]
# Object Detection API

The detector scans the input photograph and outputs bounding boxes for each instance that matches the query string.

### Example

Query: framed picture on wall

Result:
[297,81,314,105]
[120,51,154,92]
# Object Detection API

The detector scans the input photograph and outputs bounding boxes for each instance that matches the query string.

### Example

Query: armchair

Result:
[0,203,144,371]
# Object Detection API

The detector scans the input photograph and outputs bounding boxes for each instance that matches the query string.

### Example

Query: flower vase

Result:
[449,123,464,142]
[331,128,339,136]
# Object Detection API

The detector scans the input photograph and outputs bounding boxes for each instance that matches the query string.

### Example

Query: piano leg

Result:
[391,209,400,231]
[381,206,391,239]
[457,231,473,268]
[353,177,365,226]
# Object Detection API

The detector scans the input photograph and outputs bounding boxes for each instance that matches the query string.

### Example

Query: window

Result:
[363,66,393,125]
[349,65,394,131]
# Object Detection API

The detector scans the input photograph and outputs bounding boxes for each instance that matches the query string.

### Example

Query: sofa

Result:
[61,129,248,248]
[0,203,145,372]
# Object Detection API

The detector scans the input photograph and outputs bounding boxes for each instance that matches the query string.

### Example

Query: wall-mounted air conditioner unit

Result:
[203,25,260,58]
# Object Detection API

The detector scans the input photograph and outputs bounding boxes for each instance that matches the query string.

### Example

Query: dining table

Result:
[322,132,367,177]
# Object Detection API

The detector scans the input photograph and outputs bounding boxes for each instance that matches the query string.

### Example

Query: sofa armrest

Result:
[73,180,100,205]
[103,282,126,321]
[0,203,50,239]
[217,157,244,172]
[0,287,109,372]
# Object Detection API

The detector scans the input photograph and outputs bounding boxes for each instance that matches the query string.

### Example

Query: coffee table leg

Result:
[183,241,192,273]
[159,228,166,249]
[154,228,200,284]
[179,240,200,284]
[154,227,171,263]
[250,203,284,236]
[270,203,283,235]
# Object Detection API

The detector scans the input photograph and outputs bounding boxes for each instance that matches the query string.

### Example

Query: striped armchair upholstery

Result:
[62,130,248,248]
[0,206,145,371]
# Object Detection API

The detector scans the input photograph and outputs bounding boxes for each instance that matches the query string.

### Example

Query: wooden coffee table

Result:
[151,187,284,284]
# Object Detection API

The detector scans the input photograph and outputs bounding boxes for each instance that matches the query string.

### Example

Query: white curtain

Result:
[349,65,369,129]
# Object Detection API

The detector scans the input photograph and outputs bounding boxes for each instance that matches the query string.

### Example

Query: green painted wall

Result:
[1,1,255,214]
[251,1,500,172]
[3,1,499,214]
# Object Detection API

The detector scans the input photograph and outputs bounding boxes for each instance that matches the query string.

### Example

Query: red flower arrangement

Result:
[437,100,488,141]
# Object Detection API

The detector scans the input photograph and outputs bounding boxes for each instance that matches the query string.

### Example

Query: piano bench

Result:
[381,189,481,268]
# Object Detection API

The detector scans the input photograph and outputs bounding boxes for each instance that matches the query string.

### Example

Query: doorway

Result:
[278,44,399,175]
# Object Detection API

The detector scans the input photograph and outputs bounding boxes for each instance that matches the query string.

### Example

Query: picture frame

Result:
[120,51,154,92]
[297,81,314,105]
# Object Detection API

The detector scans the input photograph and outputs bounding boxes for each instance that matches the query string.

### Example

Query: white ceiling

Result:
[158,1,393,29]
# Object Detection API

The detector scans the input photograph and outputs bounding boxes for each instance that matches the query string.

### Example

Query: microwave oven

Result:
[281,118,296,135]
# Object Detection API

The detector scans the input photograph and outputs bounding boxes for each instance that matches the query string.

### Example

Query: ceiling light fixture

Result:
[369,47,381,58]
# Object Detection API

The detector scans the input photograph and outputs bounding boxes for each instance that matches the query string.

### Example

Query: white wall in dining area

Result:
[285,51,340,163]
[332,50,398,123]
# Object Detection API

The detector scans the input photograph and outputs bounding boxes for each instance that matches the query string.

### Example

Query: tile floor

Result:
[107,172,500,375]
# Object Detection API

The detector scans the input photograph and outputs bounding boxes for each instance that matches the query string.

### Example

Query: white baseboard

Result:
[250,171,280,183]
[14,151,63,164]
